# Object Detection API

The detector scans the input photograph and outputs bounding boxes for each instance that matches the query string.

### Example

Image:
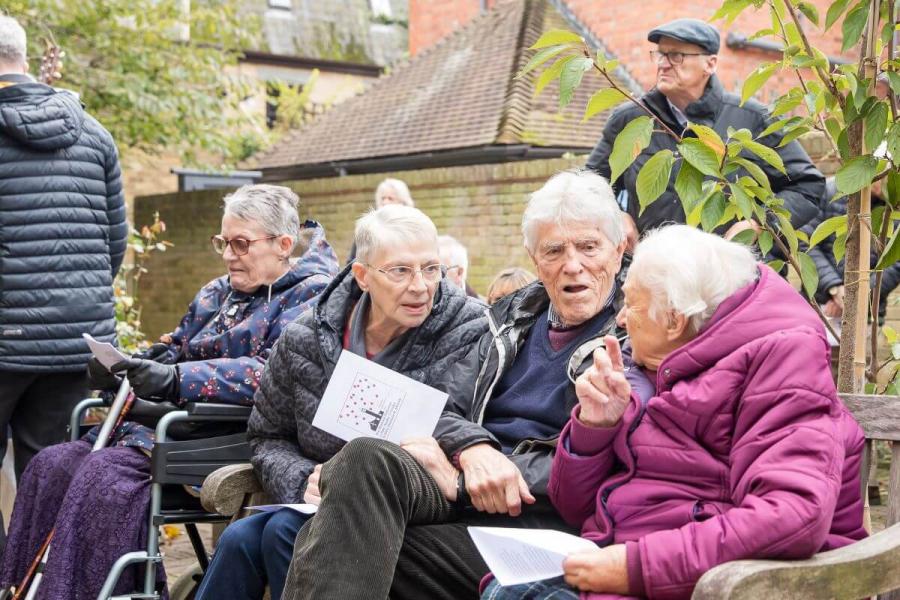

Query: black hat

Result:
[648,18,720,55]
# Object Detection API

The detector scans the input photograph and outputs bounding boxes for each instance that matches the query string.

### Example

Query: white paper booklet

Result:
[82,333,129,370]
[247,503,319,515]
[468,527,598,587]
[311,350,448,444]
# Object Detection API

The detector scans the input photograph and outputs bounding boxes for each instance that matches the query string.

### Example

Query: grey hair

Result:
[629,225,759,334]
[223,184,301,251]
[374,178,414,208]
[522,170,624,253]
[354,204,438,264]
[0,15,27,67]
[437,235,468,270]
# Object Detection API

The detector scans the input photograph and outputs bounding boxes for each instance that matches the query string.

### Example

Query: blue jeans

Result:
[482,577,580,599]
[195,509,310,600]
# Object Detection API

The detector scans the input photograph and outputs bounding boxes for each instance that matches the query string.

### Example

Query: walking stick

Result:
[12,380,135,600]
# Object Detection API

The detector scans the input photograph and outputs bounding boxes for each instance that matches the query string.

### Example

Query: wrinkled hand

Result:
[723,219,761,242]
[303,464,322,505]
[563,544,629,594]
[575,336,631,428]
[110,358,178,401]
[458,443,535,516]
[86,356,122,391]
[823,298,843,318]
[400,437,459,502]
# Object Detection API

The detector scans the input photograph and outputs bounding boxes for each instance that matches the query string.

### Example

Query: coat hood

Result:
[658,264,828,390]
[0,80,85,150]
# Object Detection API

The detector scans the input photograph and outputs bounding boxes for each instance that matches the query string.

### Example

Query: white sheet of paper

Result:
[82,333,129,370]
[311,350,448,444]
[247,503,319,515]
[468,527,598,587]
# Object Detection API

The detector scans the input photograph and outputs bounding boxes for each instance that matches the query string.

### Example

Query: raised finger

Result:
[604,335,625,371]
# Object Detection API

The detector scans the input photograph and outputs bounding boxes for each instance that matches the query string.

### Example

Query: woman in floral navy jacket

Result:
[0,184,339,600]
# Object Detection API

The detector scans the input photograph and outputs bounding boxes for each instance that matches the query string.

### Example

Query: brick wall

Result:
[409,0,500,56]
[134,157,577,338]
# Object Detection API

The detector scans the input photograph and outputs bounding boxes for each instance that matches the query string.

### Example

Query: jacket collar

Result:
[644,75,724,130]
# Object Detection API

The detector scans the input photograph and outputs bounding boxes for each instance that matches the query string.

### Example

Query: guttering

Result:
[240,50,383,77]
[726,32,852,66]
[258,144,587,182]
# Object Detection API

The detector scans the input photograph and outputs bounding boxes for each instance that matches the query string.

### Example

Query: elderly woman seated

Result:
[0,184,339,599]
[483,225,867,600]
[194,205,487,600]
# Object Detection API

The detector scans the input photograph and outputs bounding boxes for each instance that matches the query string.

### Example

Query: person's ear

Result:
[351,261,369,291]
[706,55,718,75]
[279,235,294,259]
[665,311,690,341]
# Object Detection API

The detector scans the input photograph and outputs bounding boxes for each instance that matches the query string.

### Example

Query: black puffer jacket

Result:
[433,281,620,498]
[0,74,127,372]
[586,75,824,233]
[247,266,488,503]
[803,177,900,311]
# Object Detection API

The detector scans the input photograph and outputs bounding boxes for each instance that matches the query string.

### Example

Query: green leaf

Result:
[559,57,593,109]
[864,101,889,153]
[886,169,900,208]
[798,252,819,298]
[583,88,628,121]
[842,2,870,53]
[767,259,786,272]
[835,155,878,195]
[688,124,727,159]
[728,182,755,220]
[797,2,820,25]
[876,224,900,270]
[674,160,704,207]
[609,116,654,185]
[679,138,721,177]
[534,55,575,97]
[809,215,847,248]
[731,157,773,193]
[886,123,900,170]
[826,0,853,30]
[742,62,777,105]
[886,71,900,98]
[700,191,727,231]
[777,126,811,148]
[884,325,898,345]
[758,230,774,255]
[758,118,790,139]
[531,29,583,50]
[771,93,804,118]
[636,150,675,214]
[834,231,848,262]
[776,213,799,254]
[710,0,754,25]
[731,229,758,246]
[743,140,786,174]
[518,44,574,78]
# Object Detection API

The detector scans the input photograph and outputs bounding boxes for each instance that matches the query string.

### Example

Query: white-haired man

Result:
[438,234,480,298]
[0,15,127,481]
[281,171,652,600]
[587,18,824,237]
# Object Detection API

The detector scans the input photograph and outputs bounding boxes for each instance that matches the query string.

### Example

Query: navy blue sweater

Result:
[483,306,615,452]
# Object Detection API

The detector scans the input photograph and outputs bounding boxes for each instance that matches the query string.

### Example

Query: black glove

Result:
[110,358,179,402]
[86,356,122,391]
[132,343,172,363]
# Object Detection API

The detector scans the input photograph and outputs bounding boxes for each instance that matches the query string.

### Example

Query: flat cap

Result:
[648,18,720,55]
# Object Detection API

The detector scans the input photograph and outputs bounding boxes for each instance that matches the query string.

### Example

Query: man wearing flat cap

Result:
[587,18,824,238]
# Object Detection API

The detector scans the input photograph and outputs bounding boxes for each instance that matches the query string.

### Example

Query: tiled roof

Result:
[252,0,635,172]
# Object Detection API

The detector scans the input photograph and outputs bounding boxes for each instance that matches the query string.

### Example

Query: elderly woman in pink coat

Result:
[483,225,867,600]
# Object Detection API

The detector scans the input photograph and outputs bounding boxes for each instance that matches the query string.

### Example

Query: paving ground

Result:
[163,524,213,585]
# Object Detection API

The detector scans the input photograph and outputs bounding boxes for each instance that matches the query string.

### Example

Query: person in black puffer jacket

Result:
[586,18,824,239]
[195,205,487,600]
[0,15,127,480]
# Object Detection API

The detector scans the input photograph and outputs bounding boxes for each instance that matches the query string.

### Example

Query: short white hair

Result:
[522,170,624,253]
[374,178,414,208]
[0,15,27,67]
[437,235,468,270]
[354,204,437,264]
[223,184,301,250]
[629,225,759,334]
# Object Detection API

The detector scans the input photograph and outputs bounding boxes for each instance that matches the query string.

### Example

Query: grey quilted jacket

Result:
[247,266,488,503]
[0,74,127,372]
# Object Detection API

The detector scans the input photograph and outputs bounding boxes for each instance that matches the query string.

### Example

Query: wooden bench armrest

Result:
[200,463,263,516]
[691,522,900,599]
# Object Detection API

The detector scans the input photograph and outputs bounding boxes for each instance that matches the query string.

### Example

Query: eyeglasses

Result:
[649,50,710,65]
[211,235,277,256]
[365,262,445,284]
